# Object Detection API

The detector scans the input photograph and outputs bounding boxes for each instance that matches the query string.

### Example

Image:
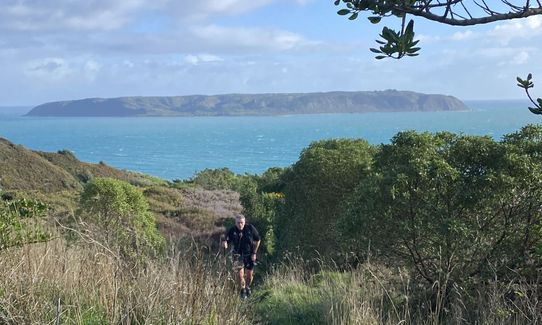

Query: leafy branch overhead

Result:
[335,1,542,115]
[517,74,542,115]
[334,0,542,59]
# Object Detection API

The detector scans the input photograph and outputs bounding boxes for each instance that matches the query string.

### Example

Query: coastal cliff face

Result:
[26,90,469,117]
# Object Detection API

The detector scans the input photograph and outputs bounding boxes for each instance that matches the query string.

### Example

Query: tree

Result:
[338,128,542,285]
[334,1,542,113]
[517,74,542,114]
[187,167,241,191]
[79,178,165,262]
[335,0,542,59]
[237,168,288,258]
[276,139,374,259]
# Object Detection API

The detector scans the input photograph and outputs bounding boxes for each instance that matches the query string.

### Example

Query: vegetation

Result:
[277,139,374,259]
[1,124,542,323]
[334,2,542,115]
[517,74,542,115]
[339,128,542,287]
[334,1,542,60]
[26,90,467,117]
[0,240,253,324]
[0,196,49,251]
[79,177,166,262]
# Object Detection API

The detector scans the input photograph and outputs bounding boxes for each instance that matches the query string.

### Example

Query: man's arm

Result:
[251,224,261,261]
[221,229,230,249]
[251,240,260,262]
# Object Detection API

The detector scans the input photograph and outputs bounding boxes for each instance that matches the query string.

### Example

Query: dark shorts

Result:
[233,253,255,270]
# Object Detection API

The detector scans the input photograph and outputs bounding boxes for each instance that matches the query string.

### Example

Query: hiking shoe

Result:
[240,288,247,300]
[245,287,251,298]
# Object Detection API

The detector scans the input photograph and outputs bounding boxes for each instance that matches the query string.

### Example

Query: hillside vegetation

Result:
[1,125,541,324]
[26,90,468,117]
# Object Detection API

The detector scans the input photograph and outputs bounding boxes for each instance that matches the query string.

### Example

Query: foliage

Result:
[237,170,288,259]
[0,196,49,251]
[79,177,166,262]
[0,241,254,324]
[187,167,242,191]
[517,73,542,115]
[277,139,374,259]
[334,0,542,59]
[339,128,542,285]
[334,2,542,114]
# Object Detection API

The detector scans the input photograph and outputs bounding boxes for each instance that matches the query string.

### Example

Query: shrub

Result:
[79,177,166,262]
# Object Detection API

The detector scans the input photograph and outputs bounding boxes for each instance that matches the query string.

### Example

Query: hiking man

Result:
[222,214,261,299]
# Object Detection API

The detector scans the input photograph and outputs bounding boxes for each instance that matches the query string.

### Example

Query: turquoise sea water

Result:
[0,100,539,180]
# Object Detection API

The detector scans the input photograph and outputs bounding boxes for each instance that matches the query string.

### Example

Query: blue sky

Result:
[1,0,541,106]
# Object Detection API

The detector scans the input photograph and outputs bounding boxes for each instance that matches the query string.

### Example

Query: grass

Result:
[253,256,541,325]
[1,238,540,324]
[0,239,255,324]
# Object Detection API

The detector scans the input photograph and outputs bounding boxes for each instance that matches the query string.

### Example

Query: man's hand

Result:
[251,253,256,262]
[222,241,228,249]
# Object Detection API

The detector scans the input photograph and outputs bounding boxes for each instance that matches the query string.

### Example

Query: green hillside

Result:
[26,90,469,117]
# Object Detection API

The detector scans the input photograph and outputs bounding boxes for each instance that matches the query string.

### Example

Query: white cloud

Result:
[190,24,307,52]
[84,60,102,81]
[183,54,223,65]
[24,58,73,80]
[511,51,530,65]
[169,0,274,22]
[0,0,152,31]
[450,30,474,41]
[489,16,542,45]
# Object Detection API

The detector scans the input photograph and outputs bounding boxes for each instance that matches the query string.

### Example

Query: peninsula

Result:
[26,90,468,117]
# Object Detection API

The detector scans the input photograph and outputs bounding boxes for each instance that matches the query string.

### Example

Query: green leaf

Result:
[368,16,382,24]
[349,12,359,20]
[334,0,340,5]
[370,48,382,53]
[528,106,542,115]
[337,9,350,15]
[375,55,387,60]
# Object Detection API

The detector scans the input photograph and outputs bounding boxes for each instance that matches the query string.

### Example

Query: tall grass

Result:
[0,239,255,324]
[254,257,541,325]
[1,241,539,324]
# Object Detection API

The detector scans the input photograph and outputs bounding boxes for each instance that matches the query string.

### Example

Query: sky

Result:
[1,0,541,106]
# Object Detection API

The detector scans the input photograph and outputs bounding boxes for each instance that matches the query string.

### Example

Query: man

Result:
[222,214,261,300]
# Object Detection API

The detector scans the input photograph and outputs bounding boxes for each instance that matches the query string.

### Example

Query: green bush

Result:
[187,168,241,191]
[79,177,166,262]
[0,196,49,251]
[339,127,542,285]
[277,139,374,259]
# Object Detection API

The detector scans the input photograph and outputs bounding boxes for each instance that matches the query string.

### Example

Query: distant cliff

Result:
[26,90,469,117]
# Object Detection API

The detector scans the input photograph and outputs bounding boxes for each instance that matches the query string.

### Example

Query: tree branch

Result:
[401,7,542,26]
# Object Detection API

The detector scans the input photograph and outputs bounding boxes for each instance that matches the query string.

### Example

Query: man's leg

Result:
[243,255,255,297]
[238,267,246,288]
[245,268,254,288]
[238,267,248,299]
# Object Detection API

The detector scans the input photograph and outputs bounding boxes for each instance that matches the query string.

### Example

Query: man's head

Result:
[235,214,246,230]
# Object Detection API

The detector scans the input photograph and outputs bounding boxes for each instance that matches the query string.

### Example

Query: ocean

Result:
[0,100,539,180]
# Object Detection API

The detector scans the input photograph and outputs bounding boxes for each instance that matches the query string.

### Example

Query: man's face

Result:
[236,217,245,230]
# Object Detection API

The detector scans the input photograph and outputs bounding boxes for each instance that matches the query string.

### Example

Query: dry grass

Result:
[179,188,242,220]
[255,256,541,325]
[0,239,255,324]
[1,239,540,324]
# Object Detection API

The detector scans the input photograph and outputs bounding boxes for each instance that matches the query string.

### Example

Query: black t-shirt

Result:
[225,223,260,255]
